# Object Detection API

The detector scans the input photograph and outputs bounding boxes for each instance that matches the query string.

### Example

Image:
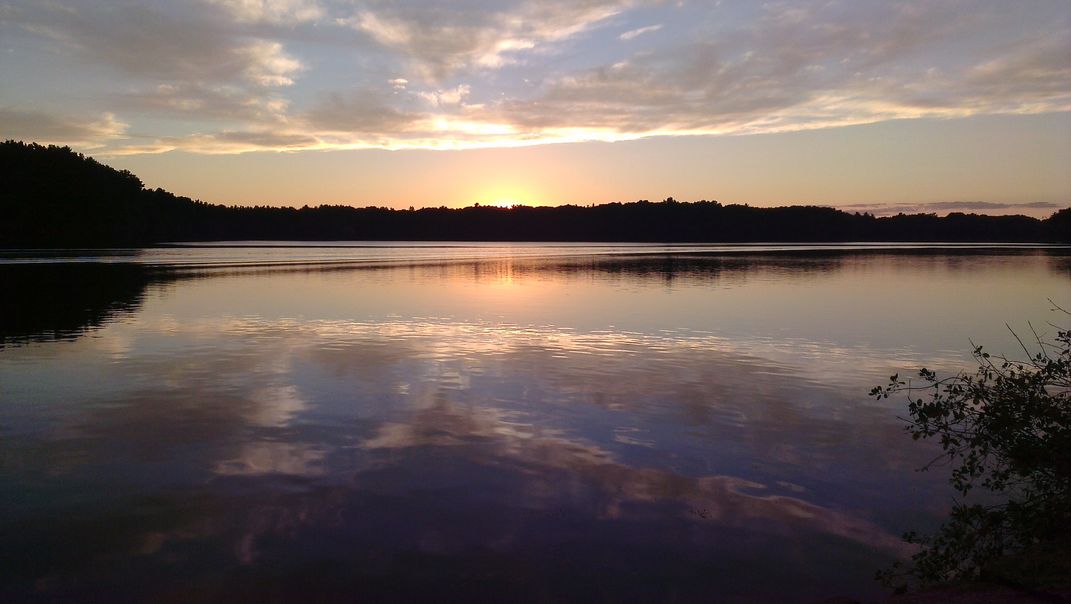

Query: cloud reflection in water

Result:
[4,249,1067,601]
[3,314,929,600]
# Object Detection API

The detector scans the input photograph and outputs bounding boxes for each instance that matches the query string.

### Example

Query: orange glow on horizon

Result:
[475,185,541,208]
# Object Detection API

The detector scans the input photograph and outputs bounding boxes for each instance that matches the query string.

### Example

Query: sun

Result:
[477,186,537,208]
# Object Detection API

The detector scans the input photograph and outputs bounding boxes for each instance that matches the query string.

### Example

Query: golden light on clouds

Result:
[2,0,1067,211]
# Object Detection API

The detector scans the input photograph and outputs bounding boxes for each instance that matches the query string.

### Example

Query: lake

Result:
[2,243,1069,602]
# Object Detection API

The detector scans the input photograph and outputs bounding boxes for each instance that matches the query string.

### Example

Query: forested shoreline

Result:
[3,140,1068,247]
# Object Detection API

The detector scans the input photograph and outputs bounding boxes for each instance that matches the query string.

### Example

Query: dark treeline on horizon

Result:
[3,140,1069,247]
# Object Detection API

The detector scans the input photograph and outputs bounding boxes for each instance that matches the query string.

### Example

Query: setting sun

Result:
[477,186,538,208]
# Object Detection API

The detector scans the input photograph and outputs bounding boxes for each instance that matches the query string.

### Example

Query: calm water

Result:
[2,243,1069,602]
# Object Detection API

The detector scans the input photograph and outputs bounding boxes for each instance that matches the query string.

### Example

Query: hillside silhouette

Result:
[2,140,1068,247]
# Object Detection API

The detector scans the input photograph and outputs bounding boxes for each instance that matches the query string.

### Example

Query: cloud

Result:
[239,40,303,87]
[0,108,127,148]
[417,84,471,107]
[304,89,425,136]
[104,130,323,156]
[116,83,293,124]
[619,23,661,40]
[6,1,309,150]
[339,0,646,81]
[3,0,1070,154]
[205,0,324,24]
[19,3,305,88]
[20,4,249,83]
[954,36,1071,111]
[489,2,1071,138]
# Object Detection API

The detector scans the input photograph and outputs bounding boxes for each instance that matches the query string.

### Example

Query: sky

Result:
[1,0,1069,214]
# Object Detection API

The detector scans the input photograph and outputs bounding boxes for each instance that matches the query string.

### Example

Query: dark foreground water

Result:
[2,243,1069,602]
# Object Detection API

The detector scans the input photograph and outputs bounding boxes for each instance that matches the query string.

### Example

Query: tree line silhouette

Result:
[3,140,1068,247]
[0,262,163,347]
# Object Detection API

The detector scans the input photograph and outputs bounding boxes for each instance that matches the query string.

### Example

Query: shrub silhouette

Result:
[872,305,1071,591]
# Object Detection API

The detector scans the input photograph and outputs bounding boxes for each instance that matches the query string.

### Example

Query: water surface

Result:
[2,243,1068,602]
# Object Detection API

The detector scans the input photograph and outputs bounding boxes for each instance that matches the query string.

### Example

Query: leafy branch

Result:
[871,301,1071,591]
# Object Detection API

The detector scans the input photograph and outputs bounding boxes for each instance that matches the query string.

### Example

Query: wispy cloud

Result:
[619,23,661,40]
[490,2,1071,138]
[337,0,646,82]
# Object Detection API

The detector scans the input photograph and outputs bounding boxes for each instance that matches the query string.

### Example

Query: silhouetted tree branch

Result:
[871,303,1071,591]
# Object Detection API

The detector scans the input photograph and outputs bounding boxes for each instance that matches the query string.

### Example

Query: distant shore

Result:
[4,141,1069,248]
